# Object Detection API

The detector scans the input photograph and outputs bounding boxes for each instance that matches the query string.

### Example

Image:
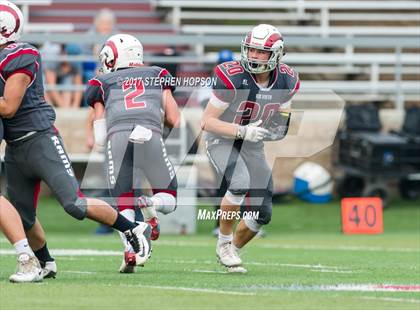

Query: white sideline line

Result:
[258,244,420,253]
[61,270,97,275]
[191,269,228,274]
[248,284,420,293]
[154,240,420,253]
[120,284,256,296]
[0,249,354,272]
[359,296,420,304]
[310,269,356,274]
[1,238,419,253]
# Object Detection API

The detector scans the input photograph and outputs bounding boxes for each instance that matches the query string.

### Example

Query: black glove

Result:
[263,112,291,141]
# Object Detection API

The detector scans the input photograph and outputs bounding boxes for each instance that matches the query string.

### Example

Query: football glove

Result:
[263,112,291,141]
[237,120,269,142]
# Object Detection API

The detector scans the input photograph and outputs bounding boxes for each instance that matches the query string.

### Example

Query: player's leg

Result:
[136,134,178,240]
[0,196,43,283]
[32,130,151,266]
[106,132,139,272]
[5,147,55,279]
[233,148,273,251]
[207,141,250,267]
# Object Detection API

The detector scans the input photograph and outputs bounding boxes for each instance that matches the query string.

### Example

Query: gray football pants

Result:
[106,130,178,210]
[5,128,86,230]
[206,139,273,225]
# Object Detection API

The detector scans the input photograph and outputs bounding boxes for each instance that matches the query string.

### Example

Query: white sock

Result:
[140,202,158,222]
[152,192,176,215]
[218,233,233,245]
[13,239,33,256]
[119,209,135,251]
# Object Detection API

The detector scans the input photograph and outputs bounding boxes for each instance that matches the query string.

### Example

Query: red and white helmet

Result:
[99,34,143,74]
[0,1,23,45]
[241,24,284,74]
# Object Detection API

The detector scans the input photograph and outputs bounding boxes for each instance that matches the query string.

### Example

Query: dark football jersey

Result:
[85,66,174,135]
[0,42,55,140]
[206,60,299,144]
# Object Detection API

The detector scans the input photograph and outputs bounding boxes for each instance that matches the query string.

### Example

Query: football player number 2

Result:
[341,197,383,234]
[122,80,146,110]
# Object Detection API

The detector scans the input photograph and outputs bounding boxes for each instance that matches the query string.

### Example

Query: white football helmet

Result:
[240,24,284,74]
[99,34,143,74]
[0,1,23,45]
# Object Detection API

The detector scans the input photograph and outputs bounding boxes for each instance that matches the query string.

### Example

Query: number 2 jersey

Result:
[85,66,174,135]
[206,60,300,143]
[0,42,55,140]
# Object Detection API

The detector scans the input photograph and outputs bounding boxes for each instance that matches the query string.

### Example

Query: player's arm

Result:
[0,73,31,118]
[200,99,239,138]
[162,89,180,128]
[201,94,269,142]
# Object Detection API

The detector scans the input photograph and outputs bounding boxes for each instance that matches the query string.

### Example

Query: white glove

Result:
[93,118,107,147]
[237,120,269,142]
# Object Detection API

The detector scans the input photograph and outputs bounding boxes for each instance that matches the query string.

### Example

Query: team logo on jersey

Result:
[242,79,248,85]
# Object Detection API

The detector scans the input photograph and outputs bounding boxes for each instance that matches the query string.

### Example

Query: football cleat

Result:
[9,253,43,283]
[119,251,136,273]
[41,260,57,279]
[124,222,152,266]
[216,242,242,267]
[147,217,160,241]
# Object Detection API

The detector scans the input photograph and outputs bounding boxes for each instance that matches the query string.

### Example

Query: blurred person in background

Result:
[42,43,84,108]
[82,8,118,83]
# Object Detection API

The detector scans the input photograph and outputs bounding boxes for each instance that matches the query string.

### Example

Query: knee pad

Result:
[63,197,88,220]
[153,192,177,215]
[256,205,272,225]
[244,217,262,233]
[225,190,246,205]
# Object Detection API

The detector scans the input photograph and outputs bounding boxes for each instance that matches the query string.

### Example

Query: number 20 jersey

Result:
[210,60,299,129]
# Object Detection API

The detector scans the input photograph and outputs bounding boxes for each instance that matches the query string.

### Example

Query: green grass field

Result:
[1,198,419,310]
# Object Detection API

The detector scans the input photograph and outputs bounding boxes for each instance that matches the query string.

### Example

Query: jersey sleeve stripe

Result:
[158,68,170,78]
[88,78,105,103]
[289,78,300,96]
[215,65,235,90]
[0,48,39,71]
[7,68,34,81]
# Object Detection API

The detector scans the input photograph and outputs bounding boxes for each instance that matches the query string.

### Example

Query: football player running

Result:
[201,24,299,272]
[0,1,152,278]
[86,34,180,273]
